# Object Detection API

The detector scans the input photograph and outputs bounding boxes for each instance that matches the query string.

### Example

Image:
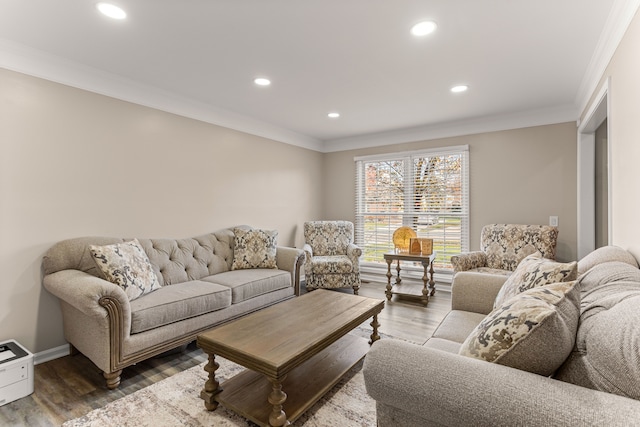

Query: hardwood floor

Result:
[0,280,450,426]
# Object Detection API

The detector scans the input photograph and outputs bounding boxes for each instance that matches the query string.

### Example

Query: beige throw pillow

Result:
[90,239,161,301]
[494,252,577,308]
[459,281,580,376]
[231,228,278,270]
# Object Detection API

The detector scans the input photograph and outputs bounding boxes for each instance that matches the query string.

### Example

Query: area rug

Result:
[63,330,387,426]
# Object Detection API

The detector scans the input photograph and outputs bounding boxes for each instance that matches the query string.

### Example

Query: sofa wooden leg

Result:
[353,284,360,295]
[69,344,80,356]
[104,370,122,389]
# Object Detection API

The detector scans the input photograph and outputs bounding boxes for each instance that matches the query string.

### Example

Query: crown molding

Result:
[325,0,640,154]
[575,0,640,116]
[0,38,324,152]
[3,0,637,156]
[321,105,578,153]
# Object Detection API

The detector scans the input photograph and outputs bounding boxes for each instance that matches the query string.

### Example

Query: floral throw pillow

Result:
[459,281,580,376]
[89,239,161,301]
[231,228,278,270]
[493,252,577,309]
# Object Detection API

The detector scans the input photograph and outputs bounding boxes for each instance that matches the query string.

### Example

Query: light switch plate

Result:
[549,216,559,227]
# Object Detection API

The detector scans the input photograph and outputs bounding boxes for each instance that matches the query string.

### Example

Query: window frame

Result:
[354,145,470,278]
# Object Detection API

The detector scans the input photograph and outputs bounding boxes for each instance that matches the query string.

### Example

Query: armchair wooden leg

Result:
[104,370,122,389]
[353,284,360,295]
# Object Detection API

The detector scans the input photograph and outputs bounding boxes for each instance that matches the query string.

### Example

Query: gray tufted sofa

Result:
[42,226,305,389]
[363,246,640,426]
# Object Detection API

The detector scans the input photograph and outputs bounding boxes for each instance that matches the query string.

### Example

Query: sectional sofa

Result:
[364,246,640,426]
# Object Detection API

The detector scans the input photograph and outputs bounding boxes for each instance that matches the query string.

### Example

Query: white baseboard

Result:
[34,343,70,365]
[360,268,452,290]
[304,270,452,292]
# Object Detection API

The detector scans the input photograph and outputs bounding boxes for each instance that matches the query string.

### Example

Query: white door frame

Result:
[577,77,611,259]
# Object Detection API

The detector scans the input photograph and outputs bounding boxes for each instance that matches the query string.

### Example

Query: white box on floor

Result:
[0,340,34,406]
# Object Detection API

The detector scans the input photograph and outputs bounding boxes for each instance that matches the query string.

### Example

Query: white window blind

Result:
[354,145,469,272]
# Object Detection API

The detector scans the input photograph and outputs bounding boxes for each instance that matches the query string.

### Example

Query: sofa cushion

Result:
[423,337,464,354]
[577,261,640,296]
[494,252,577,308]
[129,280,231,334]
[481,224,558,271]
[431,310,487,344]
[459,281,580,376]
[304,221,354,256]
[577,245,639,275]
[555,295,640,400]
[137,231,234,286]
[309,255,354,274]
[554,261,640,399]
[465,267,512,276]
[231,228,278,270]
[203,269,291,303]
[89,239,161,301]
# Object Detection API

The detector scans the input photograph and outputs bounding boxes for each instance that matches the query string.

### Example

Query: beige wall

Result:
[0,68,324,353]
[323,123,578,262]
[9,7,640,355]
[582,9,640,258]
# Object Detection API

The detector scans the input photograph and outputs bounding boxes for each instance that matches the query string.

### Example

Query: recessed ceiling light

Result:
[411,21,437,36]
[254,77,271,86]
[328,112,340,119]
[451,85,469,93]
[97,3,126,20]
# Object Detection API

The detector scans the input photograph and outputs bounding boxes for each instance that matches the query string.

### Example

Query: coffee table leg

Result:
[268,377,290,426]
[369,314,380,345]
[201,353,223,411]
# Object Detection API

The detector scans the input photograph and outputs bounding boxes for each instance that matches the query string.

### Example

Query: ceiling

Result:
[1,1,636,152]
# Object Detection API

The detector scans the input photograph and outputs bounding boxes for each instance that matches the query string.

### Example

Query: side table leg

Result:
[201,353,223,411]
[385,259,393,301]
[369,314,380,345]
[429,258,436,296]
[420,261,430,306]
[395,260,402,284]
[268,377,290,426]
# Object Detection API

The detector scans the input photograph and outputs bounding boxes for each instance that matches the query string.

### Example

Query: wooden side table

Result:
[384,252,436,306]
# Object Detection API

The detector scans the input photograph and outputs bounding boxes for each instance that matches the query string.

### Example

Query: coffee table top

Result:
[197,290,384,379]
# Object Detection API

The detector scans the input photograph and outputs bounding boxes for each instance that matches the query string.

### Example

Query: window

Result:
[354,145,469,273]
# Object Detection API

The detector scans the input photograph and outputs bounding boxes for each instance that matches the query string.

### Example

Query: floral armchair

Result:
[451,224,559,275]
[303,221,362,294]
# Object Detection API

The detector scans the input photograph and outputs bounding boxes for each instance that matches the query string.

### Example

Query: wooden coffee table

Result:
[196,290,385,427]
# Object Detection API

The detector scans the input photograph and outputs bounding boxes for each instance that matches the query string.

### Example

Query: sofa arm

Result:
[302,244,313,258]
[302,244,313,269]
[276,246,306,296]
[346,243,362,272]
[450,251,487,273]
[43,269,131,323]
[43,269,132,378]
[451,271,508,314]
[363,340,640,427]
